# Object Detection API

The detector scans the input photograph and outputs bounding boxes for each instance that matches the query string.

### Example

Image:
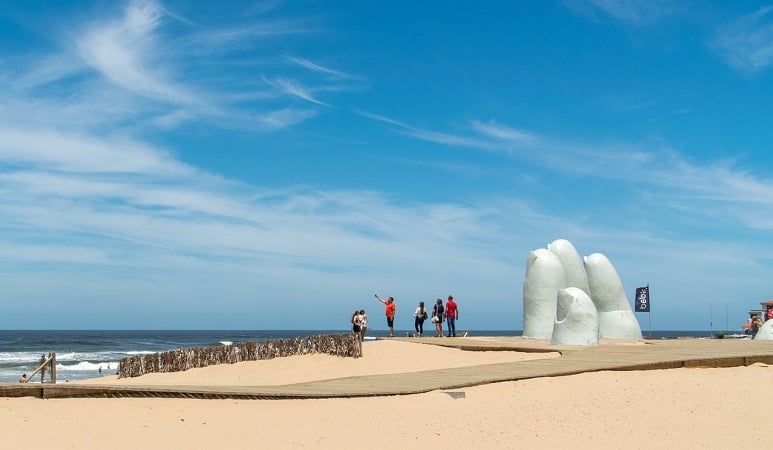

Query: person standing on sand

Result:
[413,301,428,336]
[351,310,362,340]
[445,295,459,337]
[359,309,368,339]
[375,294,396,337]
[432,299,444,337]
[751,314,763,339]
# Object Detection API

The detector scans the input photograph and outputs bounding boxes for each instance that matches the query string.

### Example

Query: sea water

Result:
[0,329,717,383]
[0,330,346,383]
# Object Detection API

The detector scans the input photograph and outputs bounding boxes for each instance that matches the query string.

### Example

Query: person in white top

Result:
[413,301,428,337]
[359,309,368,339]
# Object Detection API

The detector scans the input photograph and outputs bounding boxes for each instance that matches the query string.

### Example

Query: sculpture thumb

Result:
[551,287,598,346]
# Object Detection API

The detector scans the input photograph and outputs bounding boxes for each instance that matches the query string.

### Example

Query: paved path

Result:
[3,337,773,399]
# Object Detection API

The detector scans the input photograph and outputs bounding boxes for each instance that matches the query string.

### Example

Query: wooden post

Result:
[50,353,56,384]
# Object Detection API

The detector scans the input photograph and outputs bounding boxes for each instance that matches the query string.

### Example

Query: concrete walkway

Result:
[3,337,773,400]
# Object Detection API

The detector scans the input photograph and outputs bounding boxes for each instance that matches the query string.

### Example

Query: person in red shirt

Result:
[375,294,396,337]
[445,295,459,337]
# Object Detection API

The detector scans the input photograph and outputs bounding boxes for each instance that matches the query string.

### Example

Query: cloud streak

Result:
[360,111,773,234]
[262,76,330,106]
[74,0,196,105]
[712,6,773,72]
[1,0,334,134]
[361,112,537,152]
[284,55,355,80]
[567,0,682,26]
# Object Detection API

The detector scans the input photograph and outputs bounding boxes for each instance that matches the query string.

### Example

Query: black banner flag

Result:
[635,286,650,312]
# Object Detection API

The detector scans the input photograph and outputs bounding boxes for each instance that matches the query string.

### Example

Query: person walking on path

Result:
[375,294,396,337]
[445,295,459,337]
[413,301,428,336]
[432,299,445,337]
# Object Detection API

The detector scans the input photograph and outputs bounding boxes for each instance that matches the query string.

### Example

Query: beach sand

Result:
[76,339,561,386]
[1,339,770,449]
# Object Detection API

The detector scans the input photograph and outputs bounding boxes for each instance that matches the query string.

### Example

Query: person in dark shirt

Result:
[432,299,444,337]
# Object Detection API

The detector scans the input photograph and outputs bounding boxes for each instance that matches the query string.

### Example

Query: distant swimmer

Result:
[18,373,27,383]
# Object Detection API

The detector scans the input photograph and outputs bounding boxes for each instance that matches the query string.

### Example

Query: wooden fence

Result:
[118,333,361,378]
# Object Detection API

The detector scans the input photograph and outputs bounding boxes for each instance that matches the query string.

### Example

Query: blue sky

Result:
[1,0,772,331]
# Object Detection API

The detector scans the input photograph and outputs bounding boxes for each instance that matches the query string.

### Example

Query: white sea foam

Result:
[55,352,118,362]
[56,361,120,372]
[0,352,47,363]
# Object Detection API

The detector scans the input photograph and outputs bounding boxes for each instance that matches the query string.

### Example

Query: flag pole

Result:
[647,284,651,338]
[635,284,651,338]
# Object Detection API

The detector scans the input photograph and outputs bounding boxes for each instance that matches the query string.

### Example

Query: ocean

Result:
[0,329,722,383]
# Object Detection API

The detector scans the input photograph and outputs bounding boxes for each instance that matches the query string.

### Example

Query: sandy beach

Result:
[1,338,770,449]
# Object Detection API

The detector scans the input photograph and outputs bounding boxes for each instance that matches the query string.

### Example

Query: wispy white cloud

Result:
[0,123,515,260]
[0,242,109,265]
[0,126,527,328]
[566,0,682,26]
[14,54,86,91]
[0,0,332,134]
[359,112,537,150]
[284,54,355,79]
[0,126,191,175]
[354,109,411,128]
[712,6,773,72]
[74,0,196,105]
[401,128,499,150]
[254,107,318,129]
[262,76,330,106]
[470,120,537,143]
[360,111,773,234]
[591,0,677,24]
[185,19,314,52]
